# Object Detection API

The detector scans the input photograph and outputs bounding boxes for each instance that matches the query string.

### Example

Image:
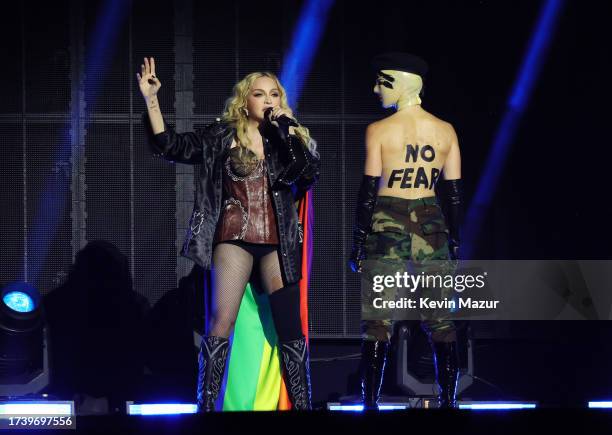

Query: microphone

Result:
[264,107,299,127]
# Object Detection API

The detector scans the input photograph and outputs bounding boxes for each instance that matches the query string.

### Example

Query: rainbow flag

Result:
[220,192,313,410]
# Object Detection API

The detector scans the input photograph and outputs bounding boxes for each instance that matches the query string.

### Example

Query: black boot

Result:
[279,336,312,410]
[432,341,459,408]
[360,340,389,410]
[196,336,230,412]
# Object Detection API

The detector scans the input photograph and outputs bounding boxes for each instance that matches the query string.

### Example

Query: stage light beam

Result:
[280,0,335,109]
[461,0,566,259]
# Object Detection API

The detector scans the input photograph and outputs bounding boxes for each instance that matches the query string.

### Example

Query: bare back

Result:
[364,106,460,200]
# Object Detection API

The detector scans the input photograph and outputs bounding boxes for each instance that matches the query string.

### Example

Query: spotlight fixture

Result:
[0,282,48,397]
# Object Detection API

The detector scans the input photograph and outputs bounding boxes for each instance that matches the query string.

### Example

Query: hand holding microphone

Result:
[263,107,298,143]
[264,107,299,128]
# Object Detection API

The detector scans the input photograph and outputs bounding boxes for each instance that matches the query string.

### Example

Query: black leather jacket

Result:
[143,114,320,284]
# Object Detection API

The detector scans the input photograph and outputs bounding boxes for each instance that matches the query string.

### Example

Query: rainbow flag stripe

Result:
[221,192,313,411]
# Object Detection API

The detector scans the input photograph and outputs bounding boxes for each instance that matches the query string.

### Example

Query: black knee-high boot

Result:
[196,335,230,412]
[432,341,459,408]
[269,284,312,410]
[360,340,389,410]
[279,336,312,410]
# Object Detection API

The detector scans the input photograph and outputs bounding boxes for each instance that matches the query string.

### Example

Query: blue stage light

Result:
[280,0,334,108]
[378,404,409,410]
[1,282,39,313]
[27,0,130,285]
[127,403,198,416]
[458,402,537,410]
[327,404,409,411]
[0,282,46,397]
[588,401,612,409]
[2,291,35,313]
[327,404,364,412]
[461,0,565,259]
[0,401,73,416]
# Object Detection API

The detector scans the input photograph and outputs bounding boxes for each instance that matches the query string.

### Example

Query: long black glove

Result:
[440,178,463,260]
[349,175,380,272]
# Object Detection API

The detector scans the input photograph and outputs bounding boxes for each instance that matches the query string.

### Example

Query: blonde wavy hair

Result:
[222,72,317,156]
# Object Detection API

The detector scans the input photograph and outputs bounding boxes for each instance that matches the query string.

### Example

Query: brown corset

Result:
[214,146,279,244]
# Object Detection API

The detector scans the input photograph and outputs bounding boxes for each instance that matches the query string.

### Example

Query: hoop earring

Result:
[242,107,249,117]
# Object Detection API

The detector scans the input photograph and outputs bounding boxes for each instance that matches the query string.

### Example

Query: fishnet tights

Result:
[209,242,284,338]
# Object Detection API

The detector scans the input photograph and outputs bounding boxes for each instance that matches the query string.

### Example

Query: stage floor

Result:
[63,409,612,434]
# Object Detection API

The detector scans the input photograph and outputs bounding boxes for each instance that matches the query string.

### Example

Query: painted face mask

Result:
[375,70,423,109]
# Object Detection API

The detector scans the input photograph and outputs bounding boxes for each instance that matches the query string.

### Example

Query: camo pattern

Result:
[361,195,457,342]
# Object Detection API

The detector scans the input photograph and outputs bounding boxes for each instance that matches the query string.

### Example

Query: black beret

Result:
[371,52,428,77]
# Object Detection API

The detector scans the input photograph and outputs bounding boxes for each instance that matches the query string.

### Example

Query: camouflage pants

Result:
[361,196,457,343]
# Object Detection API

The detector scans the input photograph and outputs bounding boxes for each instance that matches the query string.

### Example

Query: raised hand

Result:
[136,57,161,99]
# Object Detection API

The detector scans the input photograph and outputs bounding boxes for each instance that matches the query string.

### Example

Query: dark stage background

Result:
[1,0,612,406]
